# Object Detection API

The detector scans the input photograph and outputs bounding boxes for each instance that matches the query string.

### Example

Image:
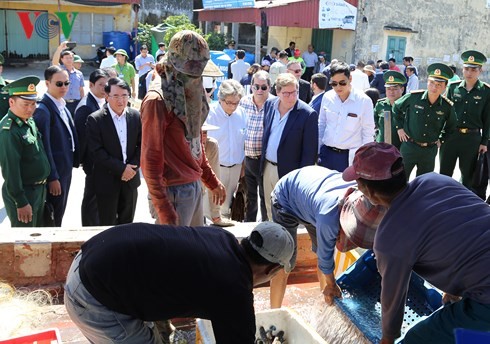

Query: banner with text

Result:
[319,0,357,30]
[202,0,254,9]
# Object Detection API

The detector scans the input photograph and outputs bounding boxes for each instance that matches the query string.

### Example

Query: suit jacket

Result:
[309,92,324,114]
[370,71,386,96]
[299,78,312,104]
[261,98,318,178]
[86,104,141,194]
[74,93,101,174]
[34,94,80,182]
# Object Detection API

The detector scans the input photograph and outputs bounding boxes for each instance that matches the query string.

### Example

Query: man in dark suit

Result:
[86,78,141,225]
[261,73,318,220]
[370,61,389,98]
[309,73,326,114]
[286,61,312,103]
[74,69,109,226]
[34,65,79,226]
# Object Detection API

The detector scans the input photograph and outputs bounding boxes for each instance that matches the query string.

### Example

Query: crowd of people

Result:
[0,31,489,343]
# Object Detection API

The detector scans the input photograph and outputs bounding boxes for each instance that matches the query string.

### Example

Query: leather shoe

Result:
[212,217,235,227]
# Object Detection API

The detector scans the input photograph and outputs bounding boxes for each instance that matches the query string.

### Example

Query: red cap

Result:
[342,142,403,181]
[294,49,301,57]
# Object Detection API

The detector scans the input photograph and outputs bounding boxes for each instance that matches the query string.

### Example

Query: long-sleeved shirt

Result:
[273,166,356,274]
[406,74,419,93]
[392,90,457,143]
[319,87,375,163]
[374,173,490,339]
[240,93,275,157]
[79,223,256,344]
[206,102,247,166]
[446,79,490,144]
[140,85,219,224]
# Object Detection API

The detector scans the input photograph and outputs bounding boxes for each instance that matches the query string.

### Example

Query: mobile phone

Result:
[66,42,77,49]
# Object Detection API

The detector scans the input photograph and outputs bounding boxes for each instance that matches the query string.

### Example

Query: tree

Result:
[163,15,202,44]
[136,22,154,52]
[205,31,226,51]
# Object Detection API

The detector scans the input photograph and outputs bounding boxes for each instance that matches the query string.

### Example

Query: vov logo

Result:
[17,11,79,40]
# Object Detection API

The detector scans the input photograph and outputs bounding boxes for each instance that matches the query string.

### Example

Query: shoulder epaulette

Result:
[376,97,387,103]
[484,82,490,89]
[410,89,425,94]
[1,117,12,130]
[449,80,462,85]
[442,95,454,106]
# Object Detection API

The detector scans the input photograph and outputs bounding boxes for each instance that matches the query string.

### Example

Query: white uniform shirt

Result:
[319,88,375,164]
[206,102,247,166]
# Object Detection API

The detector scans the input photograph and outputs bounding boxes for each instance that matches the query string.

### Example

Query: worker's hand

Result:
[210,183,226,206]
[479,144,487,154]
[121,164,137,182]
[397,128,409,142]
[380,336,395,344]
[49,180,62,196]
[442,292,462,305]
[17,204,33,224]
[322,281,342,305]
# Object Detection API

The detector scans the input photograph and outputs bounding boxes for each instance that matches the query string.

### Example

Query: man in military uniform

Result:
[440,50,490,196]
[393,63,457,178]
[375,71,406,150]
[0,54,9,117]
[0,76,51,227]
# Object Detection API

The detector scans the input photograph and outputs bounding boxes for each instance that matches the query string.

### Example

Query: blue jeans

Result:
[404,298,490,344]
[64,252,163,344]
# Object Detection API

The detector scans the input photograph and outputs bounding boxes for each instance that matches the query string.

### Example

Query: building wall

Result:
[1,1,133,59]
[331,30,355,63]
[354,0,490,80]
[268,26,312,53]
[140,0,193,25]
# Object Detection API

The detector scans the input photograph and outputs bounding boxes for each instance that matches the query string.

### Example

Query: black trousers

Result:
[96,183,138,225]
[81,174,99,226]
[244,156,268,222]
[47,172,72,227]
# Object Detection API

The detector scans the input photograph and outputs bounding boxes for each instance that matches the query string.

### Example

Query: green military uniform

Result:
[0,76,51,227]
[393,63,457,178]
[0,54,9,118]
[375,71,406,150]
[439,50,490,193]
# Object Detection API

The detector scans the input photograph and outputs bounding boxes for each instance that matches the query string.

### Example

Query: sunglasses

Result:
[253,84,268,91]
[329,80,348,87]
[55,81,71,87]
[288,69,302,74]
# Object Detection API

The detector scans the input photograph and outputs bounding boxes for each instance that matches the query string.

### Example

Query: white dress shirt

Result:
[231,60,250,82]
[406,74,420,92]
[107,104,128,163]
[350,69,370,91]
[319,87,375,164]
[206,102,247,166]
[46,92,75,152]
[100,55,117,69]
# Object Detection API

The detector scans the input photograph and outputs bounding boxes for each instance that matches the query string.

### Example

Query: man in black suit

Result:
[34,65,80,226]
[86,78,141,225]
[74,69,109,226]
[287,61,312,103]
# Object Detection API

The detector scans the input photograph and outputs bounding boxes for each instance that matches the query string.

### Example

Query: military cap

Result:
[383,71,406,87]
[114,49,129,59]
[73,55,84,63]
[427,63,453,82]
[2,76,39,100]
[0,54,4,65]
[461,50,487,68]
[162,30,209,77]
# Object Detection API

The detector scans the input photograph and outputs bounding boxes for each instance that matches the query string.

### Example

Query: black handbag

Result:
[43,201,55,227]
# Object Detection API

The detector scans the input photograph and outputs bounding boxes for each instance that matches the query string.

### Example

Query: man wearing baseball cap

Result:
[393,63,457,178]
[64,221,294,343]
[0,76,50,226]
[140,30,226,226]
[440,50,490,198]
[343,142,490,344]
[269,165,386,308]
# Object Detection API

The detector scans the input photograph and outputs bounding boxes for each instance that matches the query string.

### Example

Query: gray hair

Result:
[218,79,244,100]
[251,70,271,86]
[286,60,302,69]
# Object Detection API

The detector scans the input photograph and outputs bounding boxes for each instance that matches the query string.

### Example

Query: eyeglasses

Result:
[280,90,299,97]
[222,100,240,106]
[252,84,268,91]
[329,80,348,87]
[55,81,71,87]
[109,95,130,100]
[288,69,302,74]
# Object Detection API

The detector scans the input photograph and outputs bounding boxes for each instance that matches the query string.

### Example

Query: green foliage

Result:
[137,22,154,52]
[205,31,226,51]
[162,15,202,44]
